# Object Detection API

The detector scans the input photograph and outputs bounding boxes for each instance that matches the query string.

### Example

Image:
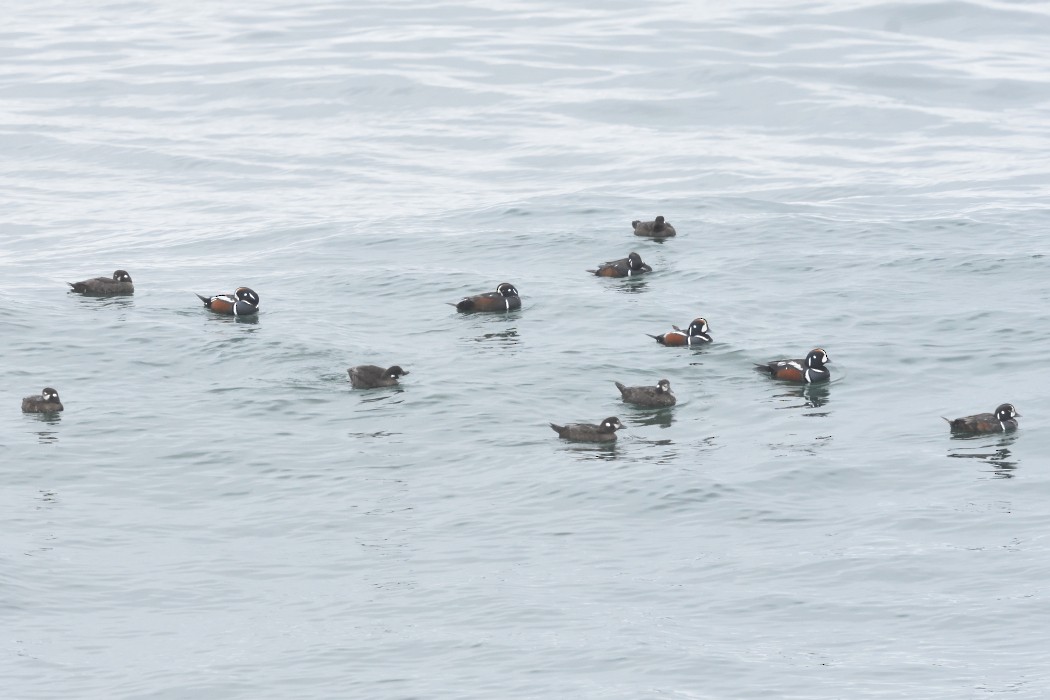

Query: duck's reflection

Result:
[358,389,404,401]
[27,412,61,444]
[773,384,830,415]
[614,279,649,294]
[73,295,134,310]
[473,327,519,346]
[628,408,675,430]
[948,434,1019,478]
[562,443,619,460]
[205,312,260,326]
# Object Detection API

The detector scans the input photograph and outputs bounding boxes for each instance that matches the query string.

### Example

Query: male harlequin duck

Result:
[550,416,623,442]
[615,379,676,408]
[68,270,134,295]
[648,318,711,346]
[195,287,260,316]
[22,387,63,413]
[588,252,652,278]
[754,348,831,384]
[632,215,677,238]
[943,403,1020,434]
[452,282,521,312]
[348,365,409,389]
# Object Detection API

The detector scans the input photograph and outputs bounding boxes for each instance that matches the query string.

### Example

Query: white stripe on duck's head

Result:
[806,348,830,368]
[235,287,260,306]
[495,282,519,297]
[688,318,709,335]
[995,403,1019,421]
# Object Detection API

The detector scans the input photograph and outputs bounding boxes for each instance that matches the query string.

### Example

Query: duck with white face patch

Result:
[614,379,676,408]
[22,387,63,413]
[550,417,623,442]
[68,270,134,296]
[451,282,521,313]
[588,252,652,278]
[754,348,830,384]
[944,403,1020,434]
[648,318,711,347]
[348,365,409,389]
[195,287,260,316]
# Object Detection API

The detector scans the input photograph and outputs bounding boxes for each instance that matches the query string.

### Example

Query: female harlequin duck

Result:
[754,348,831,384]
[615,379,676,408]
[648,318,711,346]
[195,287,260,316]
[632,215,677,238]
[550,416,623,442]
[22,387,63,413]
[68,270,134,295]
[348,365,409,389]
[943,403,1020,434]
[588,252,652,278]
[452,282,521,312]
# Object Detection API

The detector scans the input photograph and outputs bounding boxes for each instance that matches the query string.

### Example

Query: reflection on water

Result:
[561,442,619,460]
[473,327,519,346]
[347,431,401,439]
[644,441,679,465]
[204,312,260,325]
[72,295,134,309]
[356,388,405,406]
[948,434,1019,478]
[628,409,675,429]
[26,412,61,444]
[773,384,830,415]
[456,307,522,319]
[613,279,649,294]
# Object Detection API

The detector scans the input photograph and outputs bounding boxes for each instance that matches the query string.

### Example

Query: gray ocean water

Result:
[4,1,1050,697]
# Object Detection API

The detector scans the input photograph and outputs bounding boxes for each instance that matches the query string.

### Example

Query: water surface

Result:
[4,1,1050,698]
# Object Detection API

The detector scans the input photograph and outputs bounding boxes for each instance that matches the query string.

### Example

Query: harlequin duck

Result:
[754,348,830,384]
[22,387,63,413]
[68,270,134,295]
[550,416,623,442]
[348,365,409,389]
[588,252,652,278]
[648,318,711,346]
[195,287,260,316]
[452,282,521,312]
[615,379,676,408]
[943,403,1020,434]
[632,216,677,238]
